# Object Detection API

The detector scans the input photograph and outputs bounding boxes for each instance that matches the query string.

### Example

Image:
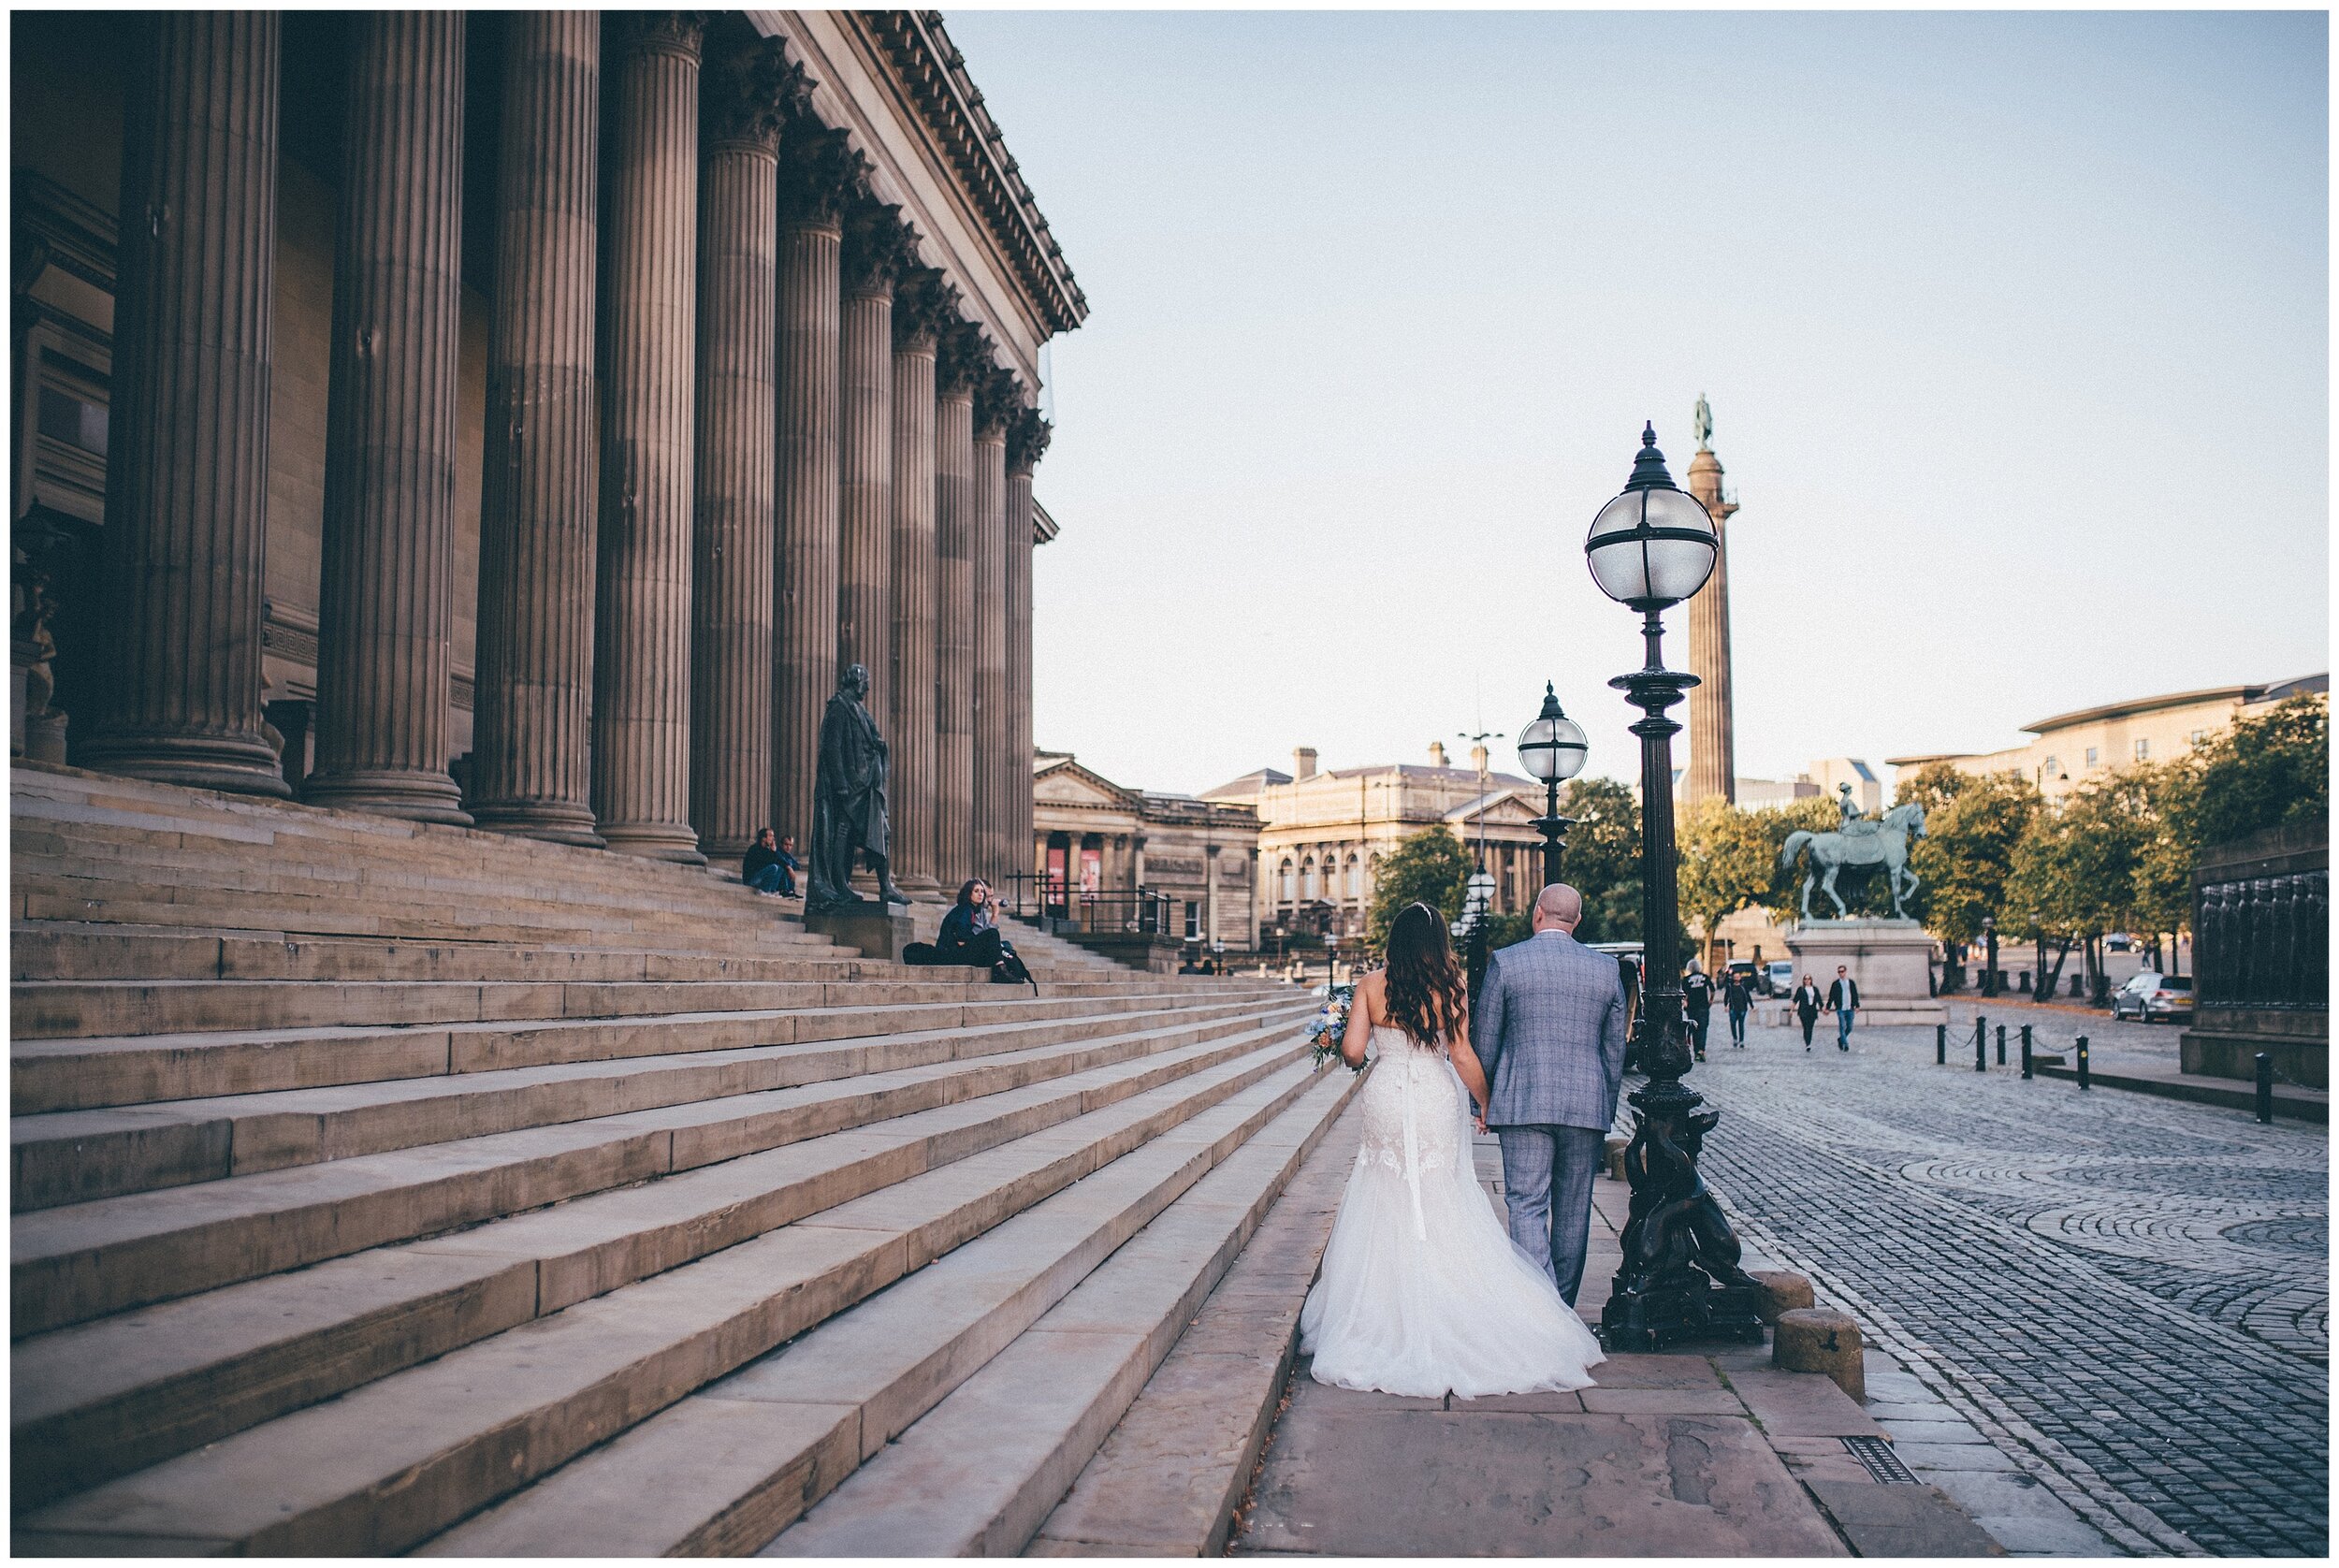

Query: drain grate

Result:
[1842,1435,1920,1484]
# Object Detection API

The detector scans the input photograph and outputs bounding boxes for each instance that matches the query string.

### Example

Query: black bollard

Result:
[2256,1052,2274,1125]
[1975,1015,1987,1072]
[2020,1024,2033,1080]
[2076,1036,2089,1090]
[1997,1024,2006,1067]
[1936,1023,1946,1065]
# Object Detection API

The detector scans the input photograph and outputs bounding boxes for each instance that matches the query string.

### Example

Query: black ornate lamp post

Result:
[1517,683,1589,888]
[1585,422,1765,1351]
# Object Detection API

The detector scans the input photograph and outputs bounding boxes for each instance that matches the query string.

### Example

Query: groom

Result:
[1469,883,1631,1306]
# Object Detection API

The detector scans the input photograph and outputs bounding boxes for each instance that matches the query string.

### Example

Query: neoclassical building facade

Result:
[12,10,1077,892]
[1030,751,1261,951]
[1204,745,1550,941]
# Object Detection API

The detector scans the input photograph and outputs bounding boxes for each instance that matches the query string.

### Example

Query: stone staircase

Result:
[10,763,1354,1554]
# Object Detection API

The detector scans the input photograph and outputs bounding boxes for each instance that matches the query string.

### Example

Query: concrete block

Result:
[1751,1268,1814,1324]
[1772,1307,1866,1402]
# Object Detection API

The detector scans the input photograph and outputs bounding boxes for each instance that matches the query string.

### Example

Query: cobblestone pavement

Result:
[1671,1021,2328,1557]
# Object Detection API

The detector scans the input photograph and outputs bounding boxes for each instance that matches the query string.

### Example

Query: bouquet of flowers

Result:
[1306,983,1363,1073]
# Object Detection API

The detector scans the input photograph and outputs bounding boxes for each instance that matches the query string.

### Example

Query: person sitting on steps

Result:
[742,828,797,896]
[938,878,1035,990]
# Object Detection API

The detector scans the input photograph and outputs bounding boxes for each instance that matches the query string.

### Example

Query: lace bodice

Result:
[1355,1024,1470,1239]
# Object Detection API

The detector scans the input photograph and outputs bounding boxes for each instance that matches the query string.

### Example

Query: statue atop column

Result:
[1693,392,1714,452]
[806,662,909,910]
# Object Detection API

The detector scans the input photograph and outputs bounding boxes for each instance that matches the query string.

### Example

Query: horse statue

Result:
[1779,800,1927,921]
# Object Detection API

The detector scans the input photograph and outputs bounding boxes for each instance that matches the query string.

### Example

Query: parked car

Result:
[2111,972,2194,1023]
[1764,960,1795,997]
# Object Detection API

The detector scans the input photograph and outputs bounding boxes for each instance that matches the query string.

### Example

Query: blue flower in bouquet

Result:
[1306,982,1362,1072]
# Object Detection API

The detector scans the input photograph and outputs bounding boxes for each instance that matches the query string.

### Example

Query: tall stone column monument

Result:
[1682,394,1740,806]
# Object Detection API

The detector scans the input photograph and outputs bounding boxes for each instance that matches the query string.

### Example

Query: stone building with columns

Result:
[1029,750,1261,952]
[11,10,1074,892]
[1204,744,1548,943]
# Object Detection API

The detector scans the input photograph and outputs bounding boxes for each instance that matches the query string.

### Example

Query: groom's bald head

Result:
[1532,883,1584,933]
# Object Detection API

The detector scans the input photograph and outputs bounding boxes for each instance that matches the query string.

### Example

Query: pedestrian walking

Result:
[1793,974,1822,1051]
[1723,972,1751,1048]
[1682,963,1714,1061]
[1826,965,1860,1051]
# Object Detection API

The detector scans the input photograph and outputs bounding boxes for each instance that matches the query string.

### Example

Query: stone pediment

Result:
[1033,759,1135,809]
[1446,791,1540,826]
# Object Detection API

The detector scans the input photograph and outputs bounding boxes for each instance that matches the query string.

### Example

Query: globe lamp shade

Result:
[1517,685,1589,784]
[1583,425,1717,610]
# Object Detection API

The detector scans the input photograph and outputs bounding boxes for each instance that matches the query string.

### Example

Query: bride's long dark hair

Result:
[1384,902,1467,1048]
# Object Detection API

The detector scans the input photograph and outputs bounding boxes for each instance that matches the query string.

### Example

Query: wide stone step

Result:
[12,1009,1312,1335]
[759,1072,1355,1557]
[419,1067,1358,1557]
[12,985,1258,1114]
[11,996,1301,1209]
[13,1044,1319,1549]
[15,1036,1313,1510]
[7,922,1228,993]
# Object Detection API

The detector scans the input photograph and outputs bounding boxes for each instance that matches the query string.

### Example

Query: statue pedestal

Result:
[1785,920,1946,1026]
[803,904,913,964]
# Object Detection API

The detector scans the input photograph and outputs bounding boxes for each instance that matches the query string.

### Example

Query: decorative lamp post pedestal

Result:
[1583,424,1765,1353]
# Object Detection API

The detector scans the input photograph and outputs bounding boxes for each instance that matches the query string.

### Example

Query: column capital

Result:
[1007,406,1052,475]
[617,11,706,63]
[776,124,869,230]
[936,317,993,398]
[893,269,958,354]
[701,34,800,155]
[974,365,1022,441]
[843,205,921,299]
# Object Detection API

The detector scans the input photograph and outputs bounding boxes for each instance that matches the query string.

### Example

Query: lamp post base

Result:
[1597,1077,1767,1352]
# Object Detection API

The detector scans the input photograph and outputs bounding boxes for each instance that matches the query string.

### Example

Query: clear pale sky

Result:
[945,8,2330,796]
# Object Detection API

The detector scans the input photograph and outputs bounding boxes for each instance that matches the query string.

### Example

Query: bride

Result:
[1299,902,1605,1398]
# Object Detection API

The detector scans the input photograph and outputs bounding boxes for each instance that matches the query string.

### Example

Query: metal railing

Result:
[1000,872,1179,937]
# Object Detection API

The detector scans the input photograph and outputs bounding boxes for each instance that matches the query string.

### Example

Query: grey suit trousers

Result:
[1495,1124,1607,1306]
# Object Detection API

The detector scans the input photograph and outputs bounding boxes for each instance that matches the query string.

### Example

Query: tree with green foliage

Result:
[1365,825,1471,953]
[1901,766,2041,944]
[1552,777,1641,945]
[2004,771,2157,993]
[2171,693,2329,849]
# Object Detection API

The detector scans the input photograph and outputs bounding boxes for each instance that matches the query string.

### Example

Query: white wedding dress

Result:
[1300,1024,1606,1398]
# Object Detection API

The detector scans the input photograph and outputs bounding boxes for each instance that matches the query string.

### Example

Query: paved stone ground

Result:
[1687,1018,2329,1557]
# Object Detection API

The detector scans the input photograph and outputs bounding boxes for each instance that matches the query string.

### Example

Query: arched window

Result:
[1345,855,1362,900]
[1300,857,1316,901]
[1280,859,1296,903]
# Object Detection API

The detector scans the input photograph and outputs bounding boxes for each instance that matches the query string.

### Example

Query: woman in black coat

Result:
[1792,975,1823,1051]
[937,878,1033,988]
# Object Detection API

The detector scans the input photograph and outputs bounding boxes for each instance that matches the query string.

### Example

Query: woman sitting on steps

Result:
[938,878,1036,990]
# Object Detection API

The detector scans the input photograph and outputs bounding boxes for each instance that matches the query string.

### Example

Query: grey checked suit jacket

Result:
[1470,930,1630,1131]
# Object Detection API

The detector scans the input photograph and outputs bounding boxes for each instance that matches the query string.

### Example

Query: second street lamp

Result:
[1585,422,1764,1352]
[1517,682,1589,888]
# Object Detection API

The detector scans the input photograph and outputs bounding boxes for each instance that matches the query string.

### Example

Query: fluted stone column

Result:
[970,373,1012,883]
[305,13,470,823]
[886,274,947,893]
[83,14,288,796]
[687,39,787,862]
[1006,409,1050,896]
[1683,441,1740,806]
[933,327,981,883]
[838,211,908,738]
[469,12,602,845]
[772,131,858,845]
[592,13,704,862]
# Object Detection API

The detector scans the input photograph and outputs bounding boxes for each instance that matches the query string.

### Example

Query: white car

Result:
[2111,971,2193,1023]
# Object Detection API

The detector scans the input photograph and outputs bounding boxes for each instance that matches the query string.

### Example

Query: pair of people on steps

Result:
[743,828,800,896]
